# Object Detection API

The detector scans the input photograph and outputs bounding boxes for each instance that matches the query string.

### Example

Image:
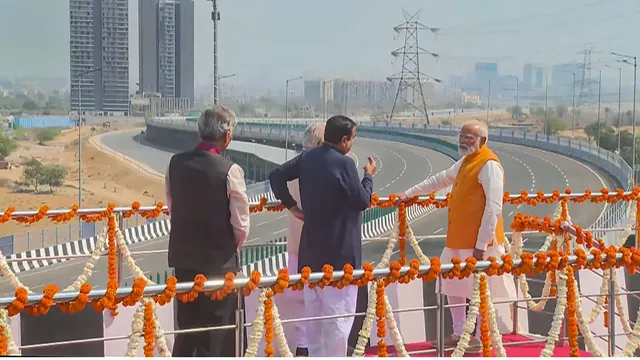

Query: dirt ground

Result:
[0,125,166,240]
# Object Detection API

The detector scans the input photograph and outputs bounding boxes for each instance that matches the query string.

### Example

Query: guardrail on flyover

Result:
[146,116,630,256]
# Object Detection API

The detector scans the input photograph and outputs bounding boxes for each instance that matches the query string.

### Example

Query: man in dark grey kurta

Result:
[269,115,376,357]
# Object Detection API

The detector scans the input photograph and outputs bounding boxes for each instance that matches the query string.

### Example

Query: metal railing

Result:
[1,249,632,357]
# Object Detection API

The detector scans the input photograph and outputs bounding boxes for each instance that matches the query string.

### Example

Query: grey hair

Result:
[463,119,489,139]
[198,105,237,141]
[302,123,325,149]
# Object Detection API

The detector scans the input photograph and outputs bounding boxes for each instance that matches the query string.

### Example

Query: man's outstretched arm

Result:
[403,159,462,198]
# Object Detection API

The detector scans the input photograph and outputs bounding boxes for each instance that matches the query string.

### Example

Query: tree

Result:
[507,106,523,119]
[555,105,568,118]
[21,158,44,192]
[0,134,17,160]
[544,115,568,135]
[36,128,60,145]
[21,99,38,111]
[42,164,67,192]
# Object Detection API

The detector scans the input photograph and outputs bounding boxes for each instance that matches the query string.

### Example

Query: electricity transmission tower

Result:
[578,48,594,107]
[387,10,440,124]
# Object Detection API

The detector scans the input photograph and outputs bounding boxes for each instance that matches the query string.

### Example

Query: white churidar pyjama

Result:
[438,244,517,334]
[286,254,308,348]
[302,284,358,357]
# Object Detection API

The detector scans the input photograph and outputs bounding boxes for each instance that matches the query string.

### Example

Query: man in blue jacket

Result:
[269,115,376,357]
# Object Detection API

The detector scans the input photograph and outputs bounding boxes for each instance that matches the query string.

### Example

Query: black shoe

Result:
[295,347,309,357]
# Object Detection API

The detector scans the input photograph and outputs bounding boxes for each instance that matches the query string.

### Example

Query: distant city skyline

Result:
[2,0,640,95]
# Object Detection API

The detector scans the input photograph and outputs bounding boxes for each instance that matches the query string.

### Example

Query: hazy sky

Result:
[1,0,639,91]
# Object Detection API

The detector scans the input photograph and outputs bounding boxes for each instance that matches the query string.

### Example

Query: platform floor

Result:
[364,334,592,357]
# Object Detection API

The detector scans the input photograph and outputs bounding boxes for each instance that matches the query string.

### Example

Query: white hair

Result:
[302,122,325,149]
[198,105,237,141]
[463,119,489,138]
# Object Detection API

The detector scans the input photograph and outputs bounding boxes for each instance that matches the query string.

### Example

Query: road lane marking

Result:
[434,227,443,234]
[272,229,287,235]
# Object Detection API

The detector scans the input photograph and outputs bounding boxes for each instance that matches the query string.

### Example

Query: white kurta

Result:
[404,156,518,332]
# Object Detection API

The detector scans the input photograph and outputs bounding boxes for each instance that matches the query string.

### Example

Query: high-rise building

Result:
[139,0,194,102]
[69,0,130,114]
[303,79,323,107]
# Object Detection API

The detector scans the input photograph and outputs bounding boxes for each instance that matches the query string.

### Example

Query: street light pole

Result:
[209,0,220,105]
[597,69,602,147]
[453,82,457,124]
[486,80,491,125]
[617,67,622,152]
[284,76,302,161]
[563,70,576,138]
[76,67,101,238]
[544,76,548,135]
[613,52,638,183]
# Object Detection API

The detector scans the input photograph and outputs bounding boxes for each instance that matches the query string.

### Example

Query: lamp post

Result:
[597,69,602,147]
[208,0,221,105]
[613,51,638,183]
[562,70,577,138]
[544,76,548,135]
[216,73,236,104]
[76,67,102,238]
[605,64,623,152]
[285,76,302,161]
[486,80,491,125]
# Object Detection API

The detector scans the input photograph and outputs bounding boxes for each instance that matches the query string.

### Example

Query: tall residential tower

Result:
[138,0,194,103]
[69,0,130,114]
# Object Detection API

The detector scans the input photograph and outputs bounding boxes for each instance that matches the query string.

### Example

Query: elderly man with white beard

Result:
[397,119,517,353]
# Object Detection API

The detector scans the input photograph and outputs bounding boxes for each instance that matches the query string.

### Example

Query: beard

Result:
[458,144,479,156]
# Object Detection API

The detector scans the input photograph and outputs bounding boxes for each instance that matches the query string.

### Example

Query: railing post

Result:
[436,275,446,357]
[235,291,245,357]
[116,212,124,285]
[511,278,519,334]
[607,267,616,356]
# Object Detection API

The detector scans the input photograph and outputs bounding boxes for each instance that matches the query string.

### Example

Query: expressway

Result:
[0,129,616,296]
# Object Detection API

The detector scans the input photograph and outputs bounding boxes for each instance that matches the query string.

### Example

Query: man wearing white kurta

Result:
[398,120,517,351]
[285,123,325,357]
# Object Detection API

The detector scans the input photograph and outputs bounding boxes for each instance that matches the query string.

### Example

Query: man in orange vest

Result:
[398,119,517,352]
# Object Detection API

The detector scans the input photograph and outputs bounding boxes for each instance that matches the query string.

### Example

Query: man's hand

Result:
[472,249,484,261]
[289,206,304,221]
[394,191,411,205]
[364,157,377,175]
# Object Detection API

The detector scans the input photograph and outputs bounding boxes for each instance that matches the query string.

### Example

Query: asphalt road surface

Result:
[0,131,616,296]
[0,131,455,296]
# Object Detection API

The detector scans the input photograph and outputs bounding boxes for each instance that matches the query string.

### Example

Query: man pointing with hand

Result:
[269,115,375,357]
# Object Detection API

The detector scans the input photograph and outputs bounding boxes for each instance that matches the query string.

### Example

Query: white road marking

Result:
[348,152,359,168]
[434,227,443,234]
[378,148,407,191]
[272,229,287,235]
[257,221,269,226]
[496,151,535,193]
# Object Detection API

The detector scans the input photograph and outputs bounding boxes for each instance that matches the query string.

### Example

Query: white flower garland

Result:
[353,281,378,357]
[270,298,293,357]
[540,269,569,357]
[384,297,409,357]
[153,310,171,357]
[63,225,108,291]
[483,275,507,357]
[511,231,554,312]
[614,201,636,247]
[125,301,145,357]
[571,274,604,356]
[0,249,30,293]
[124,298,171,357]
[0,309,20,355]
[621,306,640,356]
[451,273,481,357]
[587,270,610,324]
[245,289,268,357]
[113,218,154,284]
[613,270,634,338]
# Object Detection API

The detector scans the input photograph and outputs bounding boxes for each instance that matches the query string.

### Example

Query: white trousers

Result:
[439,246,517,335]
[303,284,358,357]
[286,254,308,348]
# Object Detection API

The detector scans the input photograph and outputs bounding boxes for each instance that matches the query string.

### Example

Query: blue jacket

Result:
[269,144,374,272]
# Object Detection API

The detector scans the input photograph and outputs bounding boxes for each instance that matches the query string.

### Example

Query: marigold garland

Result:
[356,263,375,287]
[566,267,579,357]
[272,269,290,294]
[141,202,164,220]
[59,283,92,313]
[8,288,29,317]
[0,206,15,223]
[479,275,491,357]
[603,296,609,329]
[143,301,155,357]
[122,278,147,306]
[176,274,206,303]
[211,272,236,300]
[264,292,275,357]
[26,284,59,316]
[376,280,387,357]
[107,215,117,284]
[0,326,6,356]
[243,270,262,296]
[398,202,407,266]
[154,276,177,305]
[334,263,354,289]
